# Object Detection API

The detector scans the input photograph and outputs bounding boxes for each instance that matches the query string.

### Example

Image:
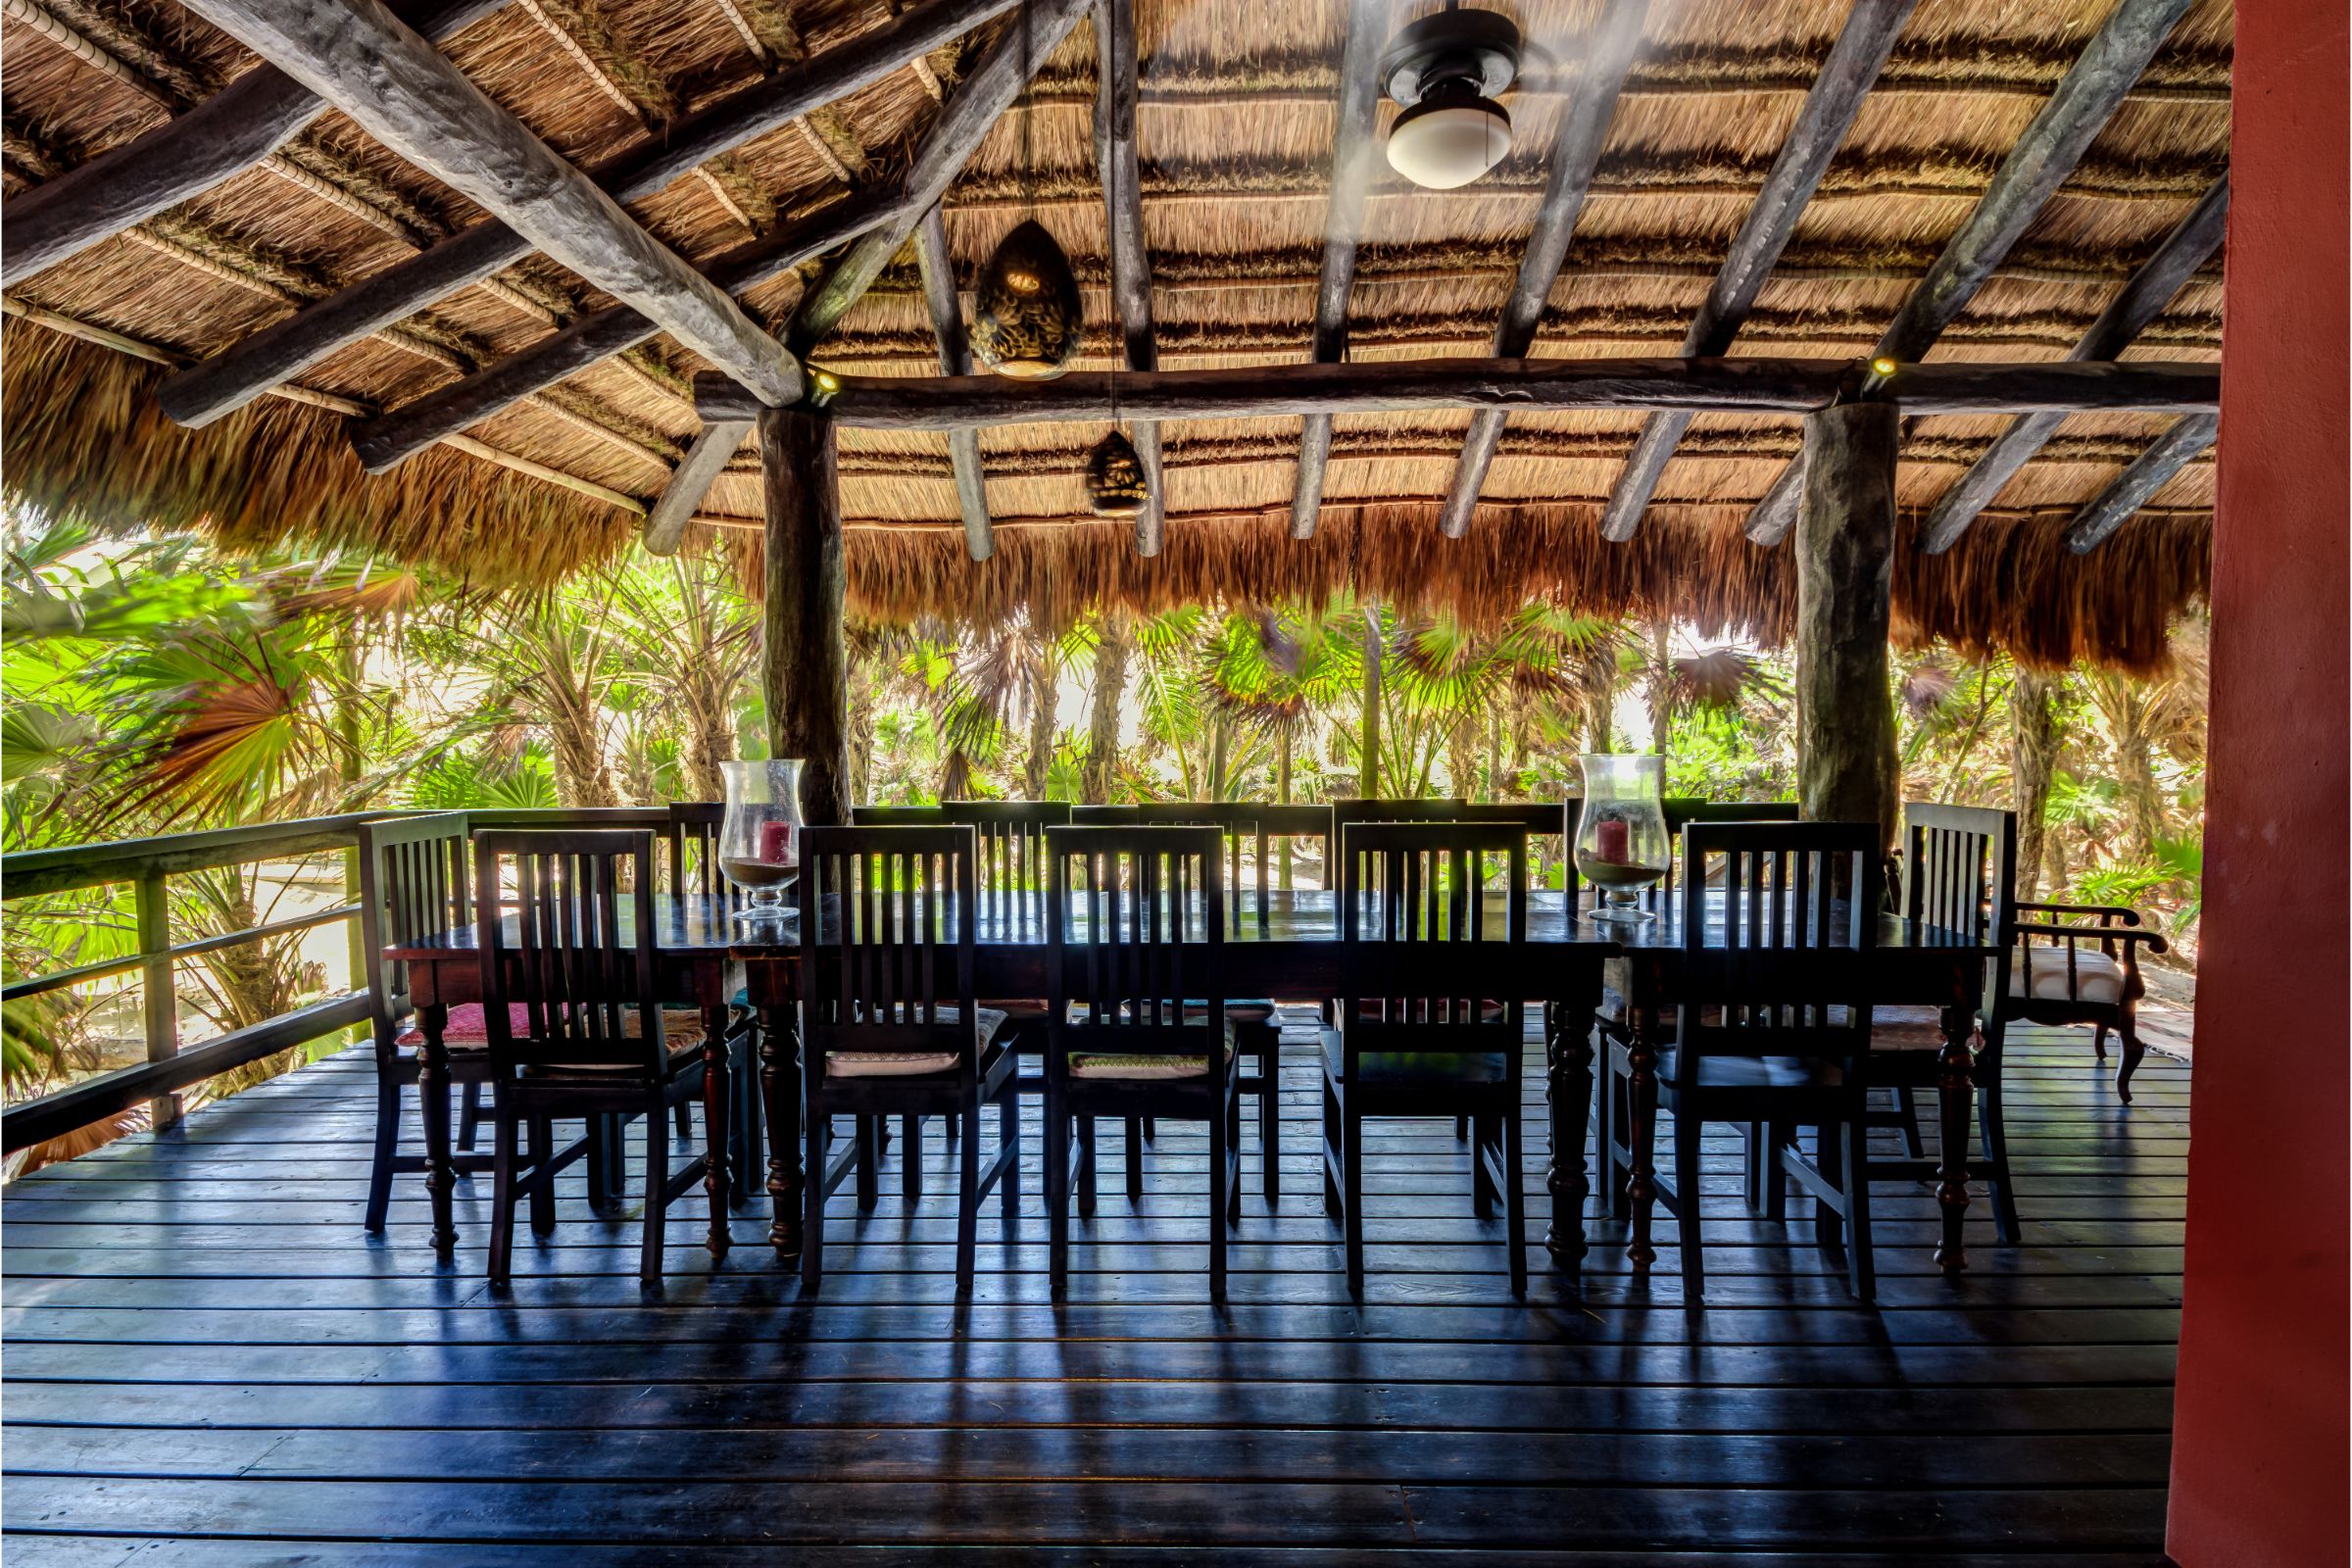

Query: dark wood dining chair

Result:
[359,811,497,1233]
[1327,820,1531,1297]
[1044,825,1242,1299]
[1910,801,2168,1102]
[473,829,725,1287]
[1602,820,1886,1299]
[663,800,762,1205]
[796,825,1020,1292]
[1070,804,1283,1200]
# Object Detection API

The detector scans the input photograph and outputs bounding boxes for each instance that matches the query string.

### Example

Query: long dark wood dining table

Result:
[387,889,1995,1282]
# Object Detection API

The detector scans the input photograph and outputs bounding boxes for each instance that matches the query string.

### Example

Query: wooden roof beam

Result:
[0,0,507,288]
[351,0,1090,472]
[1597,0,1916,545]
[914,204,995,561]
[1288,0,1387,542]
[1918,172,2228,554]
[1438,0,1645,540]
[1743,0,2200,546]
[158,0,1014,429]
[693,357,2220,429]
[175,0,799,415]
[1096,0,1163,556]
[2062,413,2218,552]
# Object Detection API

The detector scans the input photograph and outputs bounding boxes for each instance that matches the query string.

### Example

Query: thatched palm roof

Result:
[1,0,2230,669]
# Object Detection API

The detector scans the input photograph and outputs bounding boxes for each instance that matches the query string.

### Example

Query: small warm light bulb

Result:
[1005,270,1040,294]
[814,370,839,392]
[1870,356,1898,376]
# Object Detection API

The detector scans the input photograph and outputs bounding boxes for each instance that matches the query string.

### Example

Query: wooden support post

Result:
[760,408,850,827]
[1793,402,1899,851]
[135,872,180,1132]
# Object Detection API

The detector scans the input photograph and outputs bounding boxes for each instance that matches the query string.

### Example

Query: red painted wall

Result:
[2165,0,2350,1561]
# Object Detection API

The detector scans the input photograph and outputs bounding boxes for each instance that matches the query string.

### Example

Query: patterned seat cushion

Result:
[827,1005,1008,1077]
[1069,1053,1210,1080]
[2010,947,2127,1005]
[1319,1030,1511,1085]
[398,1003,705,1055]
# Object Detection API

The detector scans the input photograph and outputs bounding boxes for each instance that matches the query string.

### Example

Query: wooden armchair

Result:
[2009,899,2168,1102]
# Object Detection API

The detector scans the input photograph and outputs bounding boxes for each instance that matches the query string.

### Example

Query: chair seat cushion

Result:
[1070,1053,1210,1080]
[828,1005,1007,1077]
[980,998,1049,1019]
[533,1032,709,1077]
[1320,1030,1511,1085]
[399,1004,704,1056]
[2010,947,2127,1005]
[1657,1051,1845,1092]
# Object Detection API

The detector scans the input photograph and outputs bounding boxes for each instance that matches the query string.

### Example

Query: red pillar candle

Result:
[758,819,797,866]
[1595,818,1630,863]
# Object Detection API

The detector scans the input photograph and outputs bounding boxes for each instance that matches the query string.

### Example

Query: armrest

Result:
[2013,920,2170,957]
[2017,901,2144,926]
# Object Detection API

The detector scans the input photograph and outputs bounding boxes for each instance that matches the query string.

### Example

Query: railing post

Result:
[135,871,180,1131]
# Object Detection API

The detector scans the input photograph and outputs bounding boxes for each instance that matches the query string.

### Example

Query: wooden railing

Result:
[0,807,686,1156]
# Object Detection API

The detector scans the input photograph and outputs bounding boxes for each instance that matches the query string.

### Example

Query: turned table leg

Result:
[1544,998,1596,1271]
[761,1000,805,1261]
[1624,1004,1660,1275]
[702,1004,731,1258]
[1934,1002,1977,1275]
[416,1004,459,1261]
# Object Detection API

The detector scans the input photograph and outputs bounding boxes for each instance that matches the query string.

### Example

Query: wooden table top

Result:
[385,889,1992,960]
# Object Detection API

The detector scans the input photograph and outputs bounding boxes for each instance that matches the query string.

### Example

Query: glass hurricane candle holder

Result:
[1575,753,1671,925]
[718,759,805,932]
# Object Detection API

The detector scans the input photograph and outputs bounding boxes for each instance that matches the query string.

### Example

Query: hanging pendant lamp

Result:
[973,220,1082,381]
[1086,428,1150,517]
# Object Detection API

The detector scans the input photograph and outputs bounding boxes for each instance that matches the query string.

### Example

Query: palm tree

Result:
[1081,612,1133,805]
[2011,666,2063,899]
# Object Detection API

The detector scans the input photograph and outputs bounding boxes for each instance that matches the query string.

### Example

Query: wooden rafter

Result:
[1597,0,1916,544]
[641,419,754,553]
[350,0,1090,473]
[913,204,994,562]
[1287,0,1386,542]
[0,0,507,287]
[1742,0,2200,546]
[2063,413,2218,553]
[693,358,2221,429]
[157,0,1013,429]
[1095,0,1161,555]
[1437,0,1645,540]
[1918,172,2228,554]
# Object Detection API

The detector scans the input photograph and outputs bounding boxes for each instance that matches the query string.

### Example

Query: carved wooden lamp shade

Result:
[1086,429,1150,516]
[972,220,1082,381]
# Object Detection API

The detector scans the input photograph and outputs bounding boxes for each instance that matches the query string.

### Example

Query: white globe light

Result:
[1385,96,1512,190]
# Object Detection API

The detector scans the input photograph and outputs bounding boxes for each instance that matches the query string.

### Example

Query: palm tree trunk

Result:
[2011,667,2062,900]
[1207,713,1230,802]
[1581,641,1616,753]
[1024,641,1058,799]
[1647,617,1672,751]
[1081,614,1131,806]
[538,633,619,808]
[1359,604,1383,798]
[2102,672,2166,859]
[1277,726,1294,889]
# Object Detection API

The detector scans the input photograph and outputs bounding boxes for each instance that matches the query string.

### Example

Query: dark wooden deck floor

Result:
[2,1018,2185,1565]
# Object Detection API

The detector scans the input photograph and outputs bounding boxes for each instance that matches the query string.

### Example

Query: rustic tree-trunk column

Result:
[760,407,850,825]
[2011,666,2061,900]
[1793,400,1899,850]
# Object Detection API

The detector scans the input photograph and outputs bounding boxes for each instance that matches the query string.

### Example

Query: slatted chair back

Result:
[472,829,667,1080]
[1045,826,1227,1076]
[854,805,950,825]
[1656,799,1803,895]
[358,812,472,1055]
[1258,802,1337,893]
[663,801,727,899]
[1336,821,1528,1047]
[942,801,1069,937]
[1902,802,2019,1015]
[1676,821,1881,1057]
[797,825,980,1089]
[1335,798,1573,897]
[1071,804,1255,933]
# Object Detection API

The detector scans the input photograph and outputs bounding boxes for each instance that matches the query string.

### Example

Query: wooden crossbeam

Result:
[1095,0,1162,555]
[156,0,1012,429]
[1597,0,1916,545]
[351,0,1090,473]
[694,358,2220,429]
[913,205,995,562]
[0,0,507,288]
[641,419,754,554]
[1437,0,1645,539]
[1918,173,2228,554]
[1287,0,1387,543]
[1742,0,2200,546]
[175,0,800,413]
[2062,413,2218,553]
